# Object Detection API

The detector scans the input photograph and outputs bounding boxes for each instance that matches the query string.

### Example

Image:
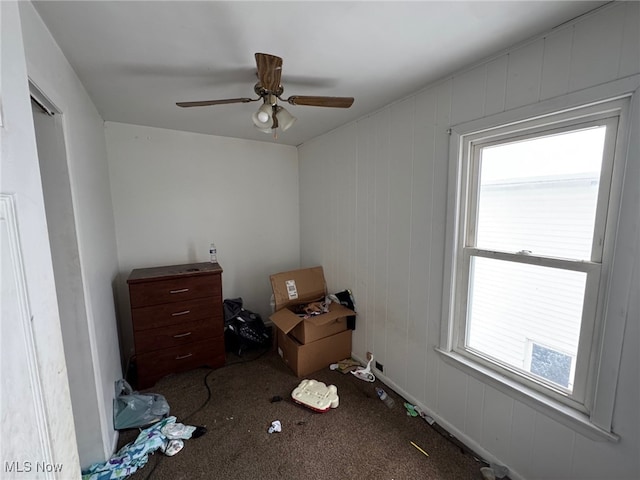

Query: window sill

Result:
[435,348,619,443]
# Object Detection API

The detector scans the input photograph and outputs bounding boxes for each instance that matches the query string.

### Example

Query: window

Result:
[440,95,631,438]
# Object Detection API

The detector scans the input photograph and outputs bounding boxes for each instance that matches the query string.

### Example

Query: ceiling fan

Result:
[176,53,354,136]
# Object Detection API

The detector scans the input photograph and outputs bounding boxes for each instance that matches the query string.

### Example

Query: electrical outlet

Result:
[375,361,384,372]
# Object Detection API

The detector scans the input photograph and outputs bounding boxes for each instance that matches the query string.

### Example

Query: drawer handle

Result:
[171,310,191,316]
[173,332,192,338]
[169,288,189,294]
[176,353,193,360]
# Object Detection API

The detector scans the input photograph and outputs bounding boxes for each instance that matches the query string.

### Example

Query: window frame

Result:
[438,80,637,442]
[453,113,618,413]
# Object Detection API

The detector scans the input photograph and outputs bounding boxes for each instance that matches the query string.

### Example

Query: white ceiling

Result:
[33,1,607,146]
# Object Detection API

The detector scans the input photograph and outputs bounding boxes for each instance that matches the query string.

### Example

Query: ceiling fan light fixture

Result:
[274,106,296,132]
[254,124,273,134]
[252,102,273,128]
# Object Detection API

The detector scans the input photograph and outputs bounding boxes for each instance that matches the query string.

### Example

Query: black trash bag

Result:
[223,297,271,355]
[113,379,170,430]
[334,289,357,330]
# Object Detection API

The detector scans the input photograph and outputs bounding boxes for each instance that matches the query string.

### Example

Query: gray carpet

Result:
[118,349,488,480]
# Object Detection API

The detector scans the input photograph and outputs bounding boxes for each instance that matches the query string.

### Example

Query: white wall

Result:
[105,122,300,360]
[19,1,123,468]
[298,3,639,479]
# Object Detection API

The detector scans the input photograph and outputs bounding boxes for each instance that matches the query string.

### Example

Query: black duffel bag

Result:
[223,297,271,355]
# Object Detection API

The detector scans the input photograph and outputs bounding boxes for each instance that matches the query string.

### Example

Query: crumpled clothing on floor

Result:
[81,416,177,480]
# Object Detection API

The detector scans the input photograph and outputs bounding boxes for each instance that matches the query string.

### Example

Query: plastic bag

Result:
[113,379,170,430]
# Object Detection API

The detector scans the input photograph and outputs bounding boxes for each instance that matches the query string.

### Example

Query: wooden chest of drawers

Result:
[127,262,225,389]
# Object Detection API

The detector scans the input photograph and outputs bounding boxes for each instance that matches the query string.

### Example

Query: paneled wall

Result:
[298,3,639,479]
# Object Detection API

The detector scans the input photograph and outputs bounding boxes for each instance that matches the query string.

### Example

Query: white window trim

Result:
[438,75,640,443]
[457,113,617,413]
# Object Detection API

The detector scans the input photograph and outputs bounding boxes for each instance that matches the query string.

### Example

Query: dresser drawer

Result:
[129,274,221,308]
[134,318,222,353]
[132,296,221,331]
[136,338,225,382]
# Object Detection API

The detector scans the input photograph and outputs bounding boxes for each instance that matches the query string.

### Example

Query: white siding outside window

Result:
[467,173,600,395]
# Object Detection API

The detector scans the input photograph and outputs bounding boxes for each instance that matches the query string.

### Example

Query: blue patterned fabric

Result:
[81,416,176,480]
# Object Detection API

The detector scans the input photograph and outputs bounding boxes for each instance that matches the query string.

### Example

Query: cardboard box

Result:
[290,313,347,344]
[270,266,356,377]
[277,328,352,377]
[269,266,355,344]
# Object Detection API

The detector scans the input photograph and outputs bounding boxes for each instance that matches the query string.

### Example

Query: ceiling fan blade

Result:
[286,96,354,108]
[255,53,283,93]
[176,98,255,107]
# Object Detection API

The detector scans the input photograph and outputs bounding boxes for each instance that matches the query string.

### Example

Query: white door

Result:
[1,2,81,478]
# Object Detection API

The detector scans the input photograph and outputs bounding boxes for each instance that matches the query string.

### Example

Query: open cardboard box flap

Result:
[270,266,327,311]
[270,302,355,335]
